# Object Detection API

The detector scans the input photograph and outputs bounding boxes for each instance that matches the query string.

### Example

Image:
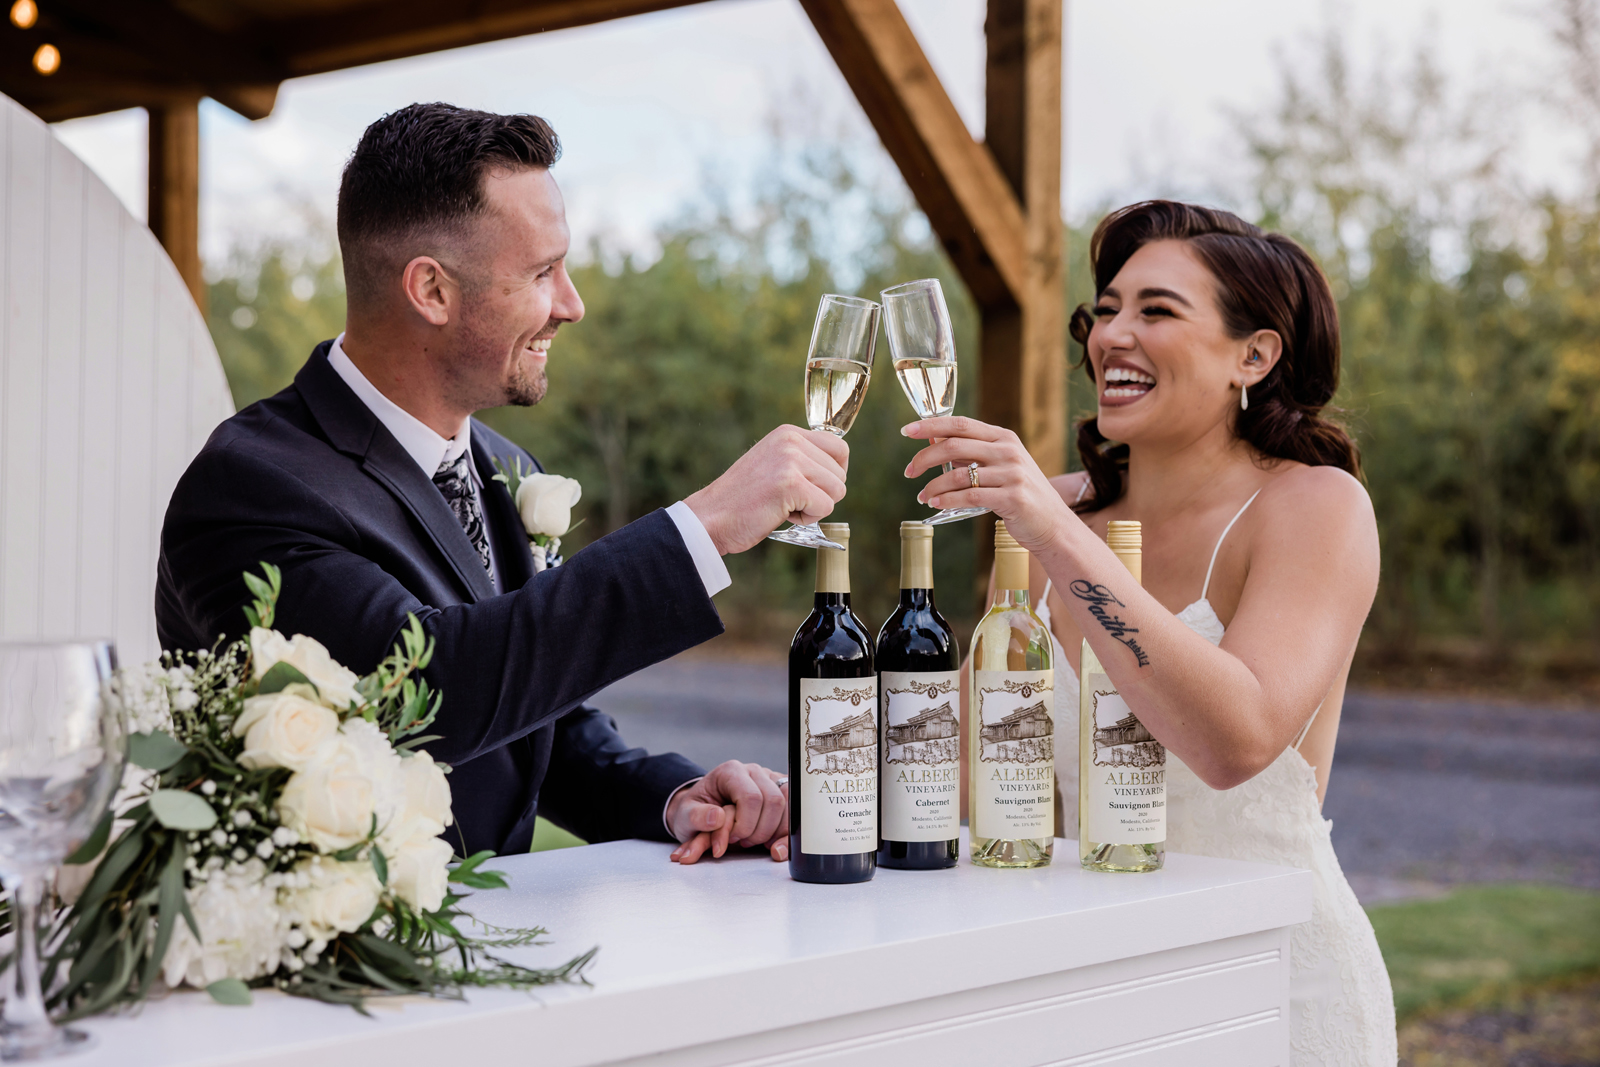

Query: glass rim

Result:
[0,638,116,650]
[819,293,881,310]
[879,278,943,300]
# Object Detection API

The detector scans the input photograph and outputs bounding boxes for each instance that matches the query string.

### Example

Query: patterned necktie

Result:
[432,452,493,578]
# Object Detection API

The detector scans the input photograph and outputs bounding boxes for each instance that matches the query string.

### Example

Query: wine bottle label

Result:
[1081,672,1166,843]
[879,671,961,841]
[798,677,879,855]
[971,669,1054,840]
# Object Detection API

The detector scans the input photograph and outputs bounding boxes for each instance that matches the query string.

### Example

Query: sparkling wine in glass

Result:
[767,294,881,550]
[0,641,125,1060]
[881,278,990,525]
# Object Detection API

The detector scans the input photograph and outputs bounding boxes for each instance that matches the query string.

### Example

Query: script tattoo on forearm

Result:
[1069,580,1151,667]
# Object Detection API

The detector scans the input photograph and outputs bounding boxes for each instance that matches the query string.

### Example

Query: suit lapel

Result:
[474,429,535,591]
[295,346,497,603]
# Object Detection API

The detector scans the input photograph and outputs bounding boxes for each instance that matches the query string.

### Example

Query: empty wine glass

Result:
[881,278,990,525]
[767,294,881,550]
[0,642,125,1060]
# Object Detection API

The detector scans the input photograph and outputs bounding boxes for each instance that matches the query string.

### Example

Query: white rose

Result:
[250,628,363,711]
[380,750,453,851]
[277,722,400,852]
[387,837,453,914]
[515,473,582,538]
[233,692,340,771]
[285,859,382,939]
[161,860,288,989]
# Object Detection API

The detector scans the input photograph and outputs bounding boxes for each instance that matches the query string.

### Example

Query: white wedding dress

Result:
[1043,491,1398,1066]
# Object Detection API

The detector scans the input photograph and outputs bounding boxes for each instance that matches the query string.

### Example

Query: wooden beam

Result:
[277,0,708,77]
[1,0,284,120]
[980,0,1064,476]
[148,97,206,314]
[799,0,1027,311]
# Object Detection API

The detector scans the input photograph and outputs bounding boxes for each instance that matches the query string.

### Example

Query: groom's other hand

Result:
[685,426,848,554]
[668,761,789,864]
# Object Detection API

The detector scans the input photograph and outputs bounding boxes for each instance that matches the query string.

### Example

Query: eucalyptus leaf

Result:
[63,810,113,865]
[128,730,188,772]
[256,661,315,697]
[206,978,252,1006]
[148,790,218,831]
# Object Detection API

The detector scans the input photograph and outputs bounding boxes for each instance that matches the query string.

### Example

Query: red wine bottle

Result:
[789,522,877,884]
[876,522,960,869]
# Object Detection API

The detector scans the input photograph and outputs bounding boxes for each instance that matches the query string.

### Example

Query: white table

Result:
[76,834,1310,1067]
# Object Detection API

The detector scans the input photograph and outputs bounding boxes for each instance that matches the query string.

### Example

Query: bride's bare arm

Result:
[904,416,1378,790]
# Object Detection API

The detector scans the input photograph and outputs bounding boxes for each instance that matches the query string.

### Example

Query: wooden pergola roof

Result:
[3,0,1066,477]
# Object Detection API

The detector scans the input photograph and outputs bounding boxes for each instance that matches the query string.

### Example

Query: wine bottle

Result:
[1079,520,1165,872]
[876,521,960,870]
[968,521,1054,868]
[789,522,878,884]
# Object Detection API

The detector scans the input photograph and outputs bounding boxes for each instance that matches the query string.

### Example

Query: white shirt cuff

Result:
[666,500,732,597]
[663,776,704,839]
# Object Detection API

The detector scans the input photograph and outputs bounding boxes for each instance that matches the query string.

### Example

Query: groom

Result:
[156,103,849,863]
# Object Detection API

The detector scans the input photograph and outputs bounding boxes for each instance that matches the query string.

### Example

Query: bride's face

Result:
[1087,239,1252,448]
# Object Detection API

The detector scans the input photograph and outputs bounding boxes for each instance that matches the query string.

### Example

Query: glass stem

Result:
[6,875,50,1032]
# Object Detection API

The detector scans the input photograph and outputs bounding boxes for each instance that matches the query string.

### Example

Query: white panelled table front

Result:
[74,834,1310,1067]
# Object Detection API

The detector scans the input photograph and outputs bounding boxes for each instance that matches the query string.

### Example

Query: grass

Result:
[1367,884,1600,1020]
[529,816,587,853]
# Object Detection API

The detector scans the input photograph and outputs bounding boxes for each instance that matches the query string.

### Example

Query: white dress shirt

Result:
[327,334,731,597]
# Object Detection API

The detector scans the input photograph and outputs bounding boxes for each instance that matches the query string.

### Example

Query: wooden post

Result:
[983,0,1064,477]
[147,97,206,314]
[975,0,1063,596]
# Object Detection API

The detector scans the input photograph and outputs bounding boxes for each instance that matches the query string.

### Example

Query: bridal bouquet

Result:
[46,565,591,1019]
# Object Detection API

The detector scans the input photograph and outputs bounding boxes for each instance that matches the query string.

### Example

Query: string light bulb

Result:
[32,42,59,75]
[10,0,37,29]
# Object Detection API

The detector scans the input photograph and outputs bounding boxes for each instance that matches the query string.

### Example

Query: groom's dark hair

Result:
[337,102,561,307]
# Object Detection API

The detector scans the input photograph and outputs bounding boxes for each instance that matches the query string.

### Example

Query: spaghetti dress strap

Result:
[1199,488,1264,602]
[1293,705,1321,751]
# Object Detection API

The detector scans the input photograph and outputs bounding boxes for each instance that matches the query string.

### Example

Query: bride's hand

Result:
[902,417,1078,552]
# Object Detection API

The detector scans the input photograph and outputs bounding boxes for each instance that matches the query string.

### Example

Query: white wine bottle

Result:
[968,521,1054,868]
[1079,520,1165,872]
[789,522,878,884]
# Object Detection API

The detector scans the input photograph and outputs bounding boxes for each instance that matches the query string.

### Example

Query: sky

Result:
[49,0,1571,267]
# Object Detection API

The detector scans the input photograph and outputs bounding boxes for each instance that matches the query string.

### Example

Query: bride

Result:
[908,200,1397,1065]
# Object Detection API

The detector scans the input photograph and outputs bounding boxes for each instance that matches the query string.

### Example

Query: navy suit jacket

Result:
[156,342,723,855]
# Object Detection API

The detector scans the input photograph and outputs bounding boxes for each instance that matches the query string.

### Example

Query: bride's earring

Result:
[1241,383,1249,411]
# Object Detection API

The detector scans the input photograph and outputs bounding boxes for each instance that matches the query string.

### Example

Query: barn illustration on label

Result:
[1091,689,1166,769]
[805,684,878,775]
[978,678,1054,765]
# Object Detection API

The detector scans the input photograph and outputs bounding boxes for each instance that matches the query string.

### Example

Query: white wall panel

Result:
[0,92,234,665]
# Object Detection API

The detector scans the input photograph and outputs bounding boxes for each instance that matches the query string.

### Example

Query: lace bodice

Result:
[1039,489,1397,1065]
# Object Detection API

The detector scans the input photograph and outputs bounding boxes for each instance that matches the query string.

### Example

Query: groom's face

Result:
[449,166,584,410]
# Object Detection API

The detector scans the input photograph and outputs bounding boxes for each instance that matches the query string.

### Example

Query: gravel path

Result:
[595,657,1600,903]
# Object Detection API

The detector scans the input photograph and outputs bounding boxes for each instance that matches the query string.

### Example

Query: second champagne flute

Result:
[881,278,990,525]
[767,294,881,550]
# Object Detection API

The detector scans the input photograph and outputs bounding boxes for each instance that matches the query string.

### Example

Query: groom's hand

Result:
[685,426,848,554]
[668,761,789,864]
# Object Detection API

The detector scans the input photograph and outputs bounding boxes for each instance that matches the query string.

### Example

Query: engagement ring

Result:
[968,462,981,488]
[774,776,789,787]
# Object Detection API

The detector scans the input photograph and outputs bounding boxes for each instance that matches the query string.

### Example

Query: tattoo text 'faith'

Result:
[1069,580,1151,667]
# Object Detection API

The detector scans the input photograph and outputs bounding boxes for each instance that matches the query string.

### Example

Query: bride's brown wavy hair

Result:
[1068,200,1360,512]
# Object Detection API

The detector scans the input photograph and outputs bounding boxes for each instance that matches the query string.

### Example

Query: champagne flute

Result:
[0,642,125,1060]
[881,278,989,524]
[767,294,881,550]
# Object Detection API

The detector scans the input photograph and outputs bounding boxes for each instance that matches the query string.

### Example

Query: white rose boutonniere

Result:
[493,456,583,572]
